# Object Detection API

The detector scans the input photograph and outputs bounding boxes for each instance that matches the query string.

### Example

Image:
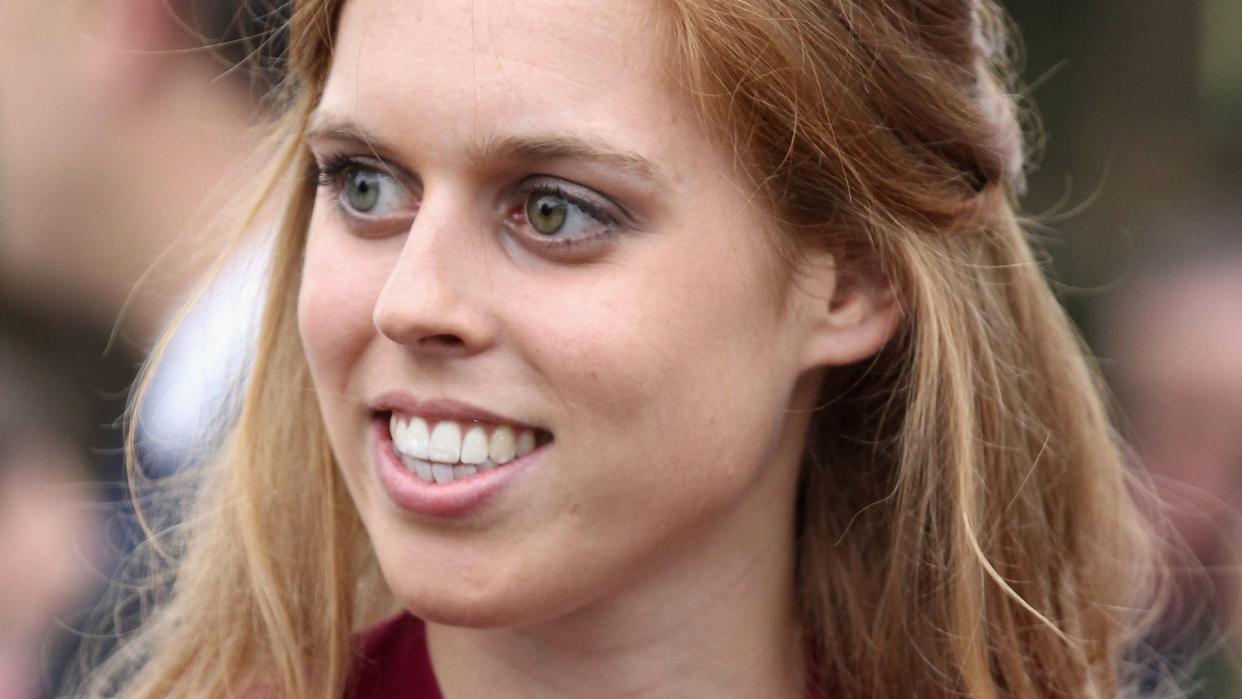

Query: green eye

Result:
[527,194,568,235]
[345,169,382,213]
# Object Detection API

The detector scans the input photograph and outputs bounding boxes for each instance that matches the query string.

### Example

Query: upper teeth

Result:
[390,415,538,482]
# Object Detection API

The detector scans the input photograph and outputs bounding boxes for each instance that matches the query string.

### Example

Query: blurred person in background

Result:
[1098,234,1242,698]
[0,0,280,695]
[0,0,271,342]
[0,340,103,699]
[1002,0,1242,690]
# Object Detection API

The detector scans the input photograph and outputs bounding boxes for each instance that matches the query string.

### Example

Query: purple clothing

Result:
[347,614,443,698]
[346,614,826,698]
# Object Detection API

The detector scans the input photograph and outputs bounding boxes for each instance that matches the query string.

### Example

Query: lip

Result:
[370,391,546,432]
[371,416,547,518]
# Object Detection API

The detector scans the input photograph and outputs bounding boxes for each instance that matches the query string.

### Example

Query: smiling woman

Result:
[79,1,1168,697]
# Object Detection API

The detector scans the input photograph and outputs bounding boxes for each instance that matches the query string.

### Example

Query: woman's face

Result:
[299,0,831,627]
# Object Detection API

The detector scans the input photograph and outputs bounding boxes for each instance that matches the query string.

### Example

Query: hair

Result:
[165,0,289,97]
[78,1,1171,696]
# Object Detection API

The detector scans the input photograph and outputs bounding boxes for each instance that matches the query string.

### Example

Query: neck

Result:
[428,545,804,698]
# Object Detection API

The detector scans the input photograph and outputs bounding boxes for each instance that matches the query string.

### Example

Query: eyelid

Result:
[314,151,416,191]
[515,176,630,226]
[504,177,635,258]
[313,152,419,233]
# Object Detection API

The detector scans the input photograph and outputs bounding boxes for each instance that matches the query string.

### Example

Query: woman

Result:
[81,0,1166,696]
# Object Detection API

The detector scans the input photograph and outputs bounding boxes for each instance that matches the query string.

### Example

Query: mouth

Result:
[380,411,554,485]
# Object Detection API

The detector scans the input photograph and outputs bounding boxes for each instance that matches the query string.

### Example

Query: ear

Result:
[791,247,902,371]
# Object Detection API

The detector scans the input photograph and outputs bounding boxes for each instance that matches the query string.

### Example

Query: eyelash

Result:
[519,182,614,226]
[510,179,622,248]
[311,152,627,250]
[311,153,417,241]
[314,152,354,187]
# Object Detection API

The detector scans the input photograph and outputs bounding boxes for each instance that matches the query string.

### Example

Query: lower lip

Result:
[371,418,545,518]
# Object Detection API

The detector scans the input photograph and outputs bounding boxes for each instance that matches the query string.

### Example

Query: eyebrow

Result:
[305,116,391,156]
[469,133,665,185]
[305,114,666,186]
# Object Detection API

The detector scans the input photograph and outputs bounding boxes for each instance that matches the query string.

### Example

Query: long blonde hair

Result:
[80,1,1166,696]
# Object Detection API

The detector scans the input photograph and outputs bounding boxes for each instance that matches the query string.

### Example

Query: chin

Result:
[370,547,573,630]
[406,597,519,629]
[391,578,568,629]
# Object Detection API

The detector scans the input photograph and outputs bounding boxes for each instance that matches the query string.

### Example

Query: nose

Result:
[372,198,494,358]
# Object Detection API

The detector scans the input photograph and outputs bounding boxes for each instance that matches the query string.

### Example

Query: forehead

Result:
[319,0,695,175]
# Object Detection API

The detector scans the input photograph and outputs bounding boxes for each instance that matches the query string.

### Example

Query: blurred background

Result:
[0,2,281,696]
[0,1,1238,697]
[1006,2,1242,694]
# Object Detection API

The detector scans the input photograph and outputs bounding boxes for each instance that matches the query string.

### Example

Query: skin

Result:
[297,1,898,696]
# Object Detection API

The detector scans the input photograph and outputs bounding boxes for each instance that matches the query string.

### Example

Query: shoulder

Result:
[346,613,443,699]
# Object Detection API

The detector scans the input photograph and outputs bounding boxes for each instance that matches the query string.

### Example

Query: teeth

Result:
[431,463,455,484]
[489,426,516,464]
[395,417,430,460]
[460,426,489,464]
[401,455,433,482]
[391,414,548,482]
[428,421,462,463]
[516,428,536,456]
[390,414,407,445]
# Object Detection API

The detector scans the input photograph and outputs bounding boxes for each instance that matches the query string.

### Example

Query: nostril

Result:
[418,334,466,350]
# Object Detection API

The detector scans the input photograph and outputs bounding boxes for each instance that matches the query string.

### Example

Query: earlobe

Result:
[794,249,902,371]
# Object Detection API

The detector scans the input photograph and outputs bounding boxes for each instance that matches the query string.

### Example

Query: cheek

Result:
[455,244,799,619]
[296,223,386,395]
[580,250,784,415]
[519,241,794,522]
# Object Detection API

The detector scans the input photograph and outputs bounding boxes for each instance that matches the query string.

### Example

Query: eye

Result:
[314,153,417,232]
[344,168,383,213]
[514,179,623,248]
[526,193,571,235]
[340,165,409,217]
